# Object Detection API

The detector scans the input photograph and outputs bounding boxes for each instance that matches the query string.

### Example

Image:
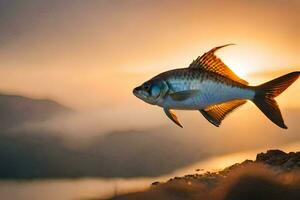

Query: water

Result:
[0,142,299,200]
[0,178,155,200]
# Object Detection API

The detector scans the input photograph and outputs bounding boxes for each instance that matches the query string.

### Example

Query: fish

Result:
[133,44,300,129]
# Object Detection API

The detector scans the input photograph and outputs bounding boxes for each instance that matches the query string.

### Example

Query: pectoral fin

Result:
[164,108,183,128]
[169,90,199,101]
[199,99,247,127]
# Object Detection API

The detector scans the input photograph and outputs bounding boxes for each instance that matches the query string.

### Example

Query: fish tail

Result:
[253,71,300,129]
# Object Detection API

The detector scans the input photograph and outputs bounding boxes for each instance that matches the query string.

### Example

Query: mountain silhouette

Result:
[0,93,71,130]
[0,128,211,178]
[0,93,211,178]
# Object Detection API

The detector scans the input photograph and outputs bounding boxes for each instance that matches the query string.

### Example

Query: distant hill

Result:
[0,93,210,179]
[0,129,210,179]
[0,93,72,130]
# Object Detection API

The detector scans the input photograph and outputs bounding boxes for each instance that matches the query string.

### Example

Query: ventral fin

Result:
[199,99,247,127]
[169,90,199,101]
[164,108,183,128]
[189,44,248,85]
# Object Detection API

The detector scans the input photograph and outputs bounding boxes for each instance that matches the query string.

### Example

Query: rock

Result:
[166,150,300,186]
[256,149,300,170]
[151,181,160,186]
[109,150,300,200]
[256,149,287,162]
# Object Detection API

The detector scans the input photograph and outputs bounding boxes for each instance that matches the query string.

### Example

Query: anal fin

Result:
[200,99,247,127]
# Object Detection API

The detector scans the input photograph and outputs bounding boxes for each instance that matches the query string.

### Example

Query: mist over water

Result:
[20,106,165,138]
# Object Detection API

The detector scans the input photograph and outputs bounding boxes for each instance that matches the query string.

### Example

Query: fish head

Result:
[133,78,168,105]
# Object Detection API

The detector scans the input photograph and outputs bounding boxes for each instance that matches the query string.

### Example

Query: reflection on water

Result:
[0,142,299,200]
[0,178,154,200]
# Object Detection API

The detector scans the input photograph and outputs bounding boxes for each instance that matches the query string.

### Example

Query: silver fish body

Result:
[154,68,255,110]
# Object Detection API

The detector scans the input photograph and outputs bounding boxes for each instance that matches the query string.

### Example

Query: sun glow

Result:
[216,45,272,80]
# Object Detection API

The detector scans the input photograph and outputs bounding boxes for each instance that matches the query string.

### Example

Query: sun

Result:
[218,51,264,80]
[224,58,249,78]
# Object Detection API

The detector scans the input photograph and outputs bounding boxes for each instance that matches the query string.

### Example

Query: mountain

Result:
[0,128,210,178]
[0,93,211,179]
[0,93,72,130]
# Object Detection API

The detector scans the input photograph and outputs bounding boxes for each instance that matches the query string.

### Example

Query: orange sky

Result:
[0,0,299,110]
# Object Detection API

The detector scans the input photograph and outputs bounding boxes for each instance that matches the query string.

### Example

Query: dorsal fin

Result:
[189,44,248,85]
[199,99,247,127]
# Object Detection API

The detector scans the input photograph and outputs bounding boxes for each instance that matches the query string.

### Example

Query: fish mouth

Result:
[133,86,144,99]
[133,86,140,97]
[133,86,157,105]
[133,86,150,102]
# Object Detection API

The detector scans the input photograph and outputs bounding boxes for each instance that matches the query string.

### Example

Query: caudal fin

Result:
[253,71,300,129]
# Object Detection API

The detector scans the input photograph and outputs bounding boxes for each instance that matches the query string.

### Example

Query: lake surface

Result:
[1,142,299,200]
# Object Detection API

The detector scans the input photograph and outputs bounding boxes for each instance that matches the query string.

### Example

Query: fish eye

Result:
[143,83,151,91]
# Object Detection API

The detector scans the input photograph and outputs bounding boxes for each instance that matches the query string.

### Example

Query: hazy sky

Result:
[0,0,299,109]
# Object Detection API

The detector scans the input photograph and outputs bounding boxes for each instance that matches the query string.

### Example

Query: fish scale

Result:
[163,69,255,109]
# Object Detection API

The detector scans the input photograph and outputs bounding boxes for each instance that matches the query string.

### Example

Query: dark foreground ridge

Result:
[109,150,300,200]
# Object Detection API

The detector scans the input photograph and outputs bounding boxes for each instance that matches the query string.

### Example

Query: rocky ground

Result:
[108,150,300,200]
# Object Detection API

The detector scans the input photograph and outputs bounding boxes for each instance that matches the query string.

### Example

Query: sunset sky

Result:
[1,2,300,200]
[0,0,299,110]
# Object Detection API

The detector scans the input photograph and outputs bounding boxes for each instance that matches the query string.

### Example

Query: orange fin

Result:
[200,99,247,127]
[189,44,248,85]
[253,71,300,129]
